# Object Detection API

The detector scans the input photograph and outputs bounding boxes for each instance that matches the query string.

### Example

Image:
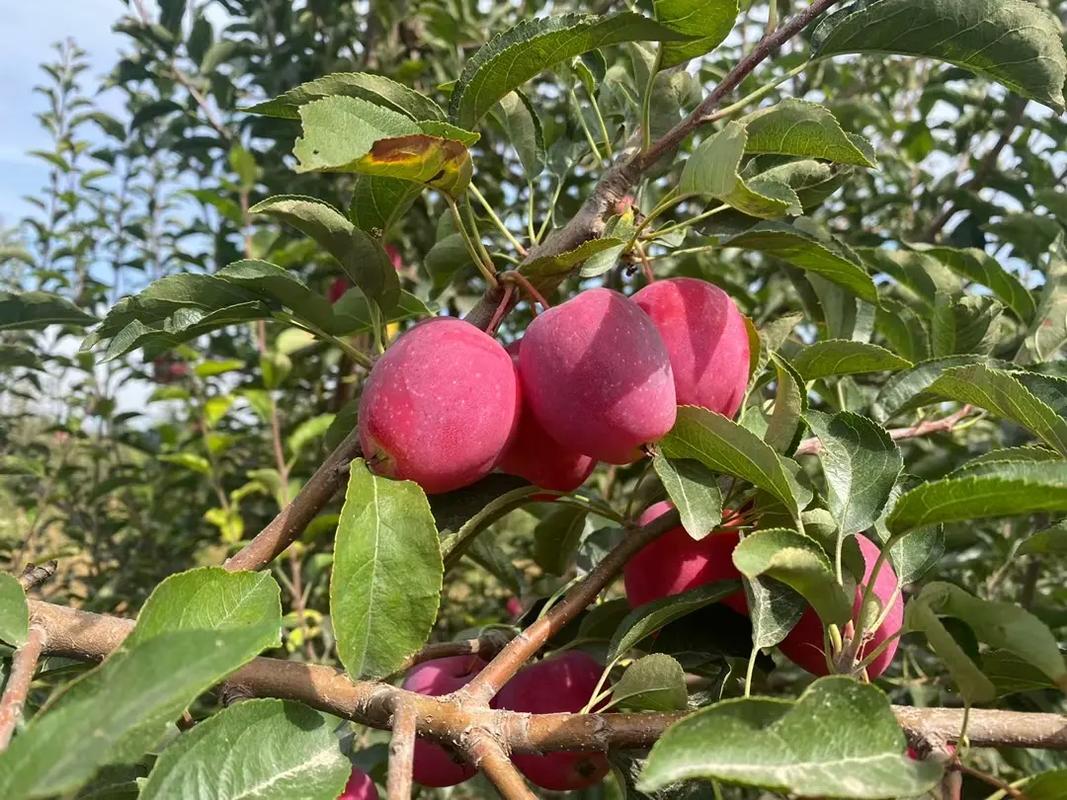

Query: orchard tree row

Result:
[1,0,1067,798]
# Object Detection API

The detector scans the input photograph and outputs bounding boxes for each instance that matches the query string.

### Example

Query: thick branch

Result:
[466,734,537,800]
[460,509,682,705]
[0,625,47,750]
[386,701,417,800]
[224,429,362,572]
[26,600,1067,751]
[794,405,974,457]
[464,0,842,329]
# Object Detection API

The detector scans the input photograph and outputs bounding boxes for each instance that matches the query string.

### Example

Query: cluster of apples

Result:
[383,650,608,791]
[626,502,904,679]
[357,278,750,493]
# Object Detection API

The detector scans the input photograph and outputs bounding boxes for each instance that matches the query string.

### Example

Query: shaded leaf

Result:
[0,291,96,331]
[791,340,911,381]
[652,455,723,540]
[740,99,875,167]
[0,574,28,648]
[612,654,688,712]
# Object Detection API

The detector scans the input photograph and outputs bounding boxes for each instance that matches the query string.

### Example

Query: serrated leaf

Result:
[609,580,742,660]
[725,222,878,304]
[732,528,851,627]
[653,0,739,70]
[886,461,1067,535]
[449,12,690,128]
[493,91,544,180]
[349,175,422,236]
[925,364,1067,455]
[246,72,444,121]
[740,99,875,167]
[1018,235,1067,364]
[140,699,349,800]
[652,455,722,540]
[812,0,1067,112]
[914,245,1035,323]
[747,576,806,649]
[660,406,800,524]
[872,354,991,421]
[215,259,337,332]
[679,122,800,219]
[930,294,1001,357]
[805,411,902,535]
[612,654,688,712]
[293,97,475,197]
[764,355,806,454]
[520,238,625,279]
[1017,521,1067,556]
[0,291,96,331]
[533,505,588,575]
[639,676,941,797]
[0,574,28,647]
[0,568,281,799]
[330,460,443,679]
[792,340,911,382]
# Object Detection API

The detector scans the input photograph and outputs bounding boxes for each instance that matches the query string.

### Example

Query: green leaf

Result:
[913,245,1035,323]
[679,122,800,219]
[1017,520,1067,556]
[449,12,691,128]
[0,291,96,331]
[872,355,989,421]
[739,99,875,167]
[747,577,806,649]
[660,406,800,524]
[732,528,851,627]
[652,455,723,540]
[886,461,1067,535]
[249,197,400,308]
[246,72,445,121]
[533,505,588,575]
[330,460,443,679]
[792,340,911,382]
[215,259,337,332]
[439,479,542,569]
[520,238,625,280]
[904,594,994,703]
[983,650,1059,697]
[493,91,544,180]
[763,355,806,454]
[639,676,941,797]
[1024,770,1067,800]
[0,574,28,647]
[1018,235,1067,364]
[332,290,431,336]
[653,0,739,70]
[805,411,902,535]
[612,654,688,712]
[812,0,1067,112]
[960,445,1062,469]
[725,222,878,304]
[925,364,1067,455]
[349,175,423,236]
[608,580,742,660]
[140,699,349,800]
[293,97,475,197]
[930,294,1001,357]
[0,568,281,799]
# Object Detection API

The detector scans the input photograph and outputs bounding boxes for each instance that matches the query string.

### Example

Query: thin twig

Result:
[956,763,1026,800]
[794,405,974,457]
[18,561,58,592]
[467,734,537,800]
[0,625,47,750]
[387,701,418,800]
[459,509,682,705]
[394,630,515,674]
[224,429,362,572]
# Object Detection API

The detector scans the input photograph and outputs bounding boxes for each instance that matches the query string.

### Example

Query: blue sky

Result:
[0,0,133,228]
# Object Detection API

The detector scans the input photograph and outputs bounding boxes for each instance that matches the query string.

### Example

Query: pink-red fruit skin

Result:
[624,501,746,614]
[358,318,520,494]
[338,768,379,800]
[778,534,903,679]
[497,339,597,492]
[518,288,676,464]
[492,651,610,791]
[633,278,750,419]
[401,655,489,787]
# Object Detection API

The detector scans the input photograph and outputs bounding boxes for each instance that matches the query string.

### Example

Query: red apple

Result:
[492,651,610,791]
[401,655,489,787]
[497,339,597,492]
[624,501,746,613]
[633,278,749,418]
[518,288,676,464]
[328,276,351,304]
[338,767,378,800]
[358,318,520,494]
[778,534,903,679]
